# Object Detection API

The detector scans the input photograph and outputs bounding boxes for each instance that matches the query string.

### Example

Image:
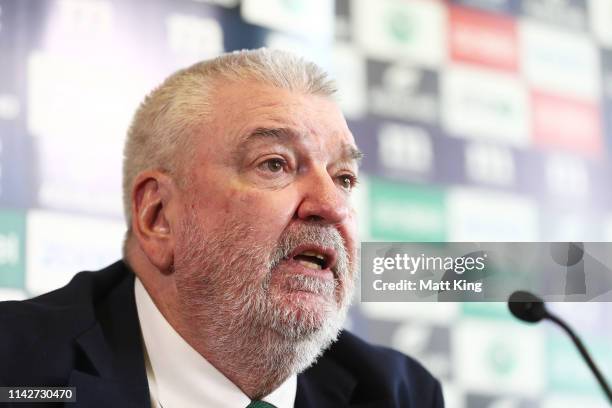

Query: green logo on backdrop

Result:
[369,177,446,242]
[386,9,415,43]
[0,210,26,289]
[487,339,517,376]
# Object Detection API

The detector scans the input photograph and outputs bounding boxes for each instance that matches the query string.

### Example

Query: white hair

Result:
[122,48,337,228]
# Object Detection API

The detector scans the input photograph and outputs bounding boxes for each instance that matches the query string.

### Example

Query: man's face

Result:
[172,80,360,349]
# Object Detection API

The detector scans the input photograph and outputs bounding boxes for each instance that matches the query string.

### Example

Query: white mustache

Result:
[268,225,349,279]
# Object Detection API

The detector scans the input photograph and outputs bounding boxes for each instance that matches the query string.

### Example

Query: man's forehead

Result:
[212,80,340,121]
[206,80,359,157]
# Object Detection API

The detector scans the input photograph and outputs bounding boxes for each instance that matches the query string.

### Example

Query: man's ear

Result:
[130,170,179,273]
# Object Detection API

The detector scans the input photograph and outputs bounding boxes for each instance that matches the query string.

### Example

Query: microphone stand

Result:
[508,291,612,405]
[545,311,612,404]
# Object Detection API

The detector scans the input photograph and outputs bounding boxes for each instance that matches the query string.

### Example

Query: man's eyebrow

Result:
[344,145,364,165]
[245,126,364,165]
[247,127,301,141]
[234,127,297,159]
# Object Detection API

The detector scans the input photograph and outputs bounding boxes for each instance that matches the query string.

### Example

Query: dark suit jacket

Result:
[0,261,444,407]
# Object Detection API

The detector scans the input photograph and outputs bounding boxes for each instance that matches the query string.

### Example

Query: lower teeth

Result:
[297,260,321,270]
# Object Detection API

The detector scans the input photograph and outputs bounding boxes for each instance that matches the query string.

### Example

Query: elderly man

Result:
[0,49,443,407]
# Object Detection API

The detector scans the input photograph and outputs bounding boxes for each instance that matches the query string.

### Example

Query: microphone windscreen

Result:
[508,290,547,323]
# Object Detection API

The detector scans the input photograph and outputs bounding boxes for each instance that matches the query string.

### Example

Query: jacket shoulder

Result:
[0,261,130,384]
[0,261,128,329]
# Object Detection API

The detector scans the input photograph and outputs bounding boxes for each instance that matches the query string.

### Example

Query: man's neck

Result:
[170,304,303,398]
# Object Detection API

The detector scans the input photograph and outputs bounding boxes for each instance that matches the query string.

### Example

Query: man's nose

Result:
[296,169,350,224]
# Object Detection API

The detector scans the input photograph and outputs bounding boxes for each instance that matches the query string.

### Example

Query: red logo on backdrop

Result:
[449,5,518,72]
[531,91,603,156]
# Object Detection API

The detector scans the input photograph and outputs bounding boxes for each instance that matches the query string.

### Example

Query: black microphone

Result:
[508,290,612,405]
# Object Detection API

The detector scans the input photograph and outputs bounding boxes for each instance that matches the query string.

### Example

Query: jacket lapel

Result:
[68,264,151,407]
[296,353,356,408]
[295,335,395,408]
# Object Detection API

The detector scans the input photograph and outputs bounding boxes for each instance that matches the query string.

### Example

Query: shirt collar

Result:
[134,277,297,408]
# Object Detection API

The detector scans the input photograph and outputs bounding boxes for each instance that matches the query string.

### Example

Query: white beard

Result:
[172,214,356,396]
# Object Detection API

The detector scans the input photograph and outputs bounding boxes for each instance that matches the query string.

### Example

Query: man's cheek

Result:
[219,196,291,251]
[348,209,358,236]
[238,194,296,230]
[343,211,359,256]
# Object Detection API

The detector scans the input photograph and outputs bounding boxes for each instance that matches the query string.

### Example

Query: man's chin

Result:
[268,293,340,340]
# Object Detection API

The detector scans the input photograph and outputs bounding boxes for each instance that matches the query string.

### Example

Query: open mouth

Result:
[293,250,330,270]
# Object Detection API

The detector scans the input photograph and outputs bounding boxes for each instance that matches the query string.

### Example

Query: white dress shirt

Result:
[134,277,297,408]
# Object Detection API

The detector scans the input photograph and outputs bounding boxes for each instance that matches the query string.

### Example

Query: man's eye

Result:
[339,174,358,191]
[260,158,286,173]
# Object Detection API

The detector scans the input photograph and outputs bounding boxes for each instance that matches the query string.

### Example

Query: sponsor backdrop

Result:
[1,0,611,406]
